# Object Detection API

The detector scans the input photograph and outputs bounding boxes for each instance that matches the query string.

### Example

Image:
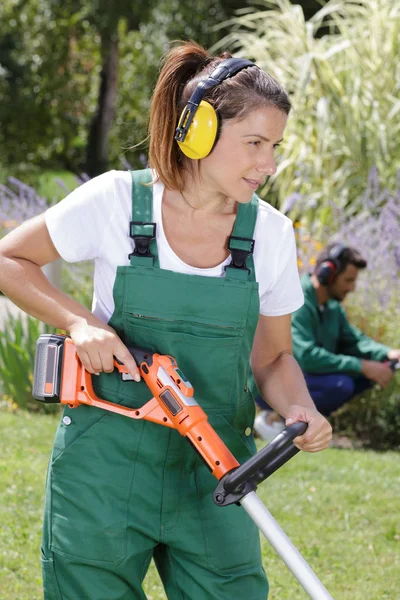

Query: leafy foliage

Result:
[99,0,236,171]
[0,313,58,412]
[0,0,99,169]
[296,167,400,311]
[295,166,400,449]
[0,0,244,173]
[217,0,400,219]
[61,260,94,309]
[0,171,94,308]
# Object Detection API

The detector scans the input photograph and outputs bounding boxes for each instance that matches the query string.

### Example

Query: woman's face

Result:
[200,105,288,204]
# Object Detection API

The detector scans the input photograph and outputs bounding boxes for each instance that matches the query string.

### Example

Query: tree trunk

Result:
[85,30,119,177]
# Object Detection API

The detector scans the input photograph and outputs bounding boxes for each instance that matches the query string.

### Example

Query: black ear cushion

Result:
[317,261,337,285]
[316,245,346,284]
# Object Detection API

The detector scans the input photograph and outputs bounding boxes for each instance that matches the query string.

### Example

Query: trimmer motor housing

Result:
[32,333,66,403]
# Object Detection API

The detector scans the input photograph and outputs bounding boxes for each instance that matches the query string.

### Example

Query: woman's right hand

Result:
[69,320,141,381]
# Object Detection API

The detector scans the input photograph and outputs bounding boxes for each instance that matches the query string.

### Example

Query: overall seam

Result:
[120,419,146,566]
[165,545,186,600]
[140,548,154,583]
[51,553,66,600]
[160,428,174,544]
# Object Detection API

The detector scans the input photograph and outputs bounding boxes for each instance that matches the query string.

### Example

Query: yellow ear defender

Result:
[174,57,256,160]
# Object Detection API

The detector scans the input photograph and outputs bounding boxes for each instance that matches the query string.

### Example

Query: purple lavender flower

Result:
[0,178,48,231]
[295,167,400,311]
[281,192,302,215]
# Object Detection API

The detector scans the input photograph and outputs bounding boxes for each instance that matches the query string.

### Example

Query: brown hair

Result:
[315,244,367,275]
[148,41,291,191]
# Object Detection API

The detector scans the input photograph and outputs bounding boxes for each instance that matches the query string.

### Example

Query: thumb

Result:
[285,405,300,426]
[285,404,312,426]
[114,344,141,382]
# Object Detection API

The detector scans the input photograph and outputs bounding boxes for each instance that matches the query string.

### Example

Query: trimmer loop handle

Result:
[213,422,307,507]
[387,359,400,371]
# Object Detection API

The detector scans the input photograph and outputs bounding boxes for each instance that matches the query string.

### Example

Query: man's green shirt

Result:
[291,274,390,374]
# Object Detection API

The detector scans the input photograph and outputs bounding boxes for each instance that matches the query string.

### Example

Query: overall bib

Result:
[41,170,269,599]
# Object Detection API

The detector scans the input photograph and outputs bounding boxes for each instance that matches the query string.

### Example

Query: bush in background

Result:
[294,167,400,449]
[295,167,400,309]
[220,0,400,221]
[0,312,59,412]
[0,172,94,307]
[0,174,93,412]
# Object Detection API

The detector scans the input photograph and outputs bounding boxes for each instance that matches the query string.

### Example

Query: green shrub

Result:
[331,384,400,451]
[0,312,59,413]
[293,164,400,449]
[61,260,94,310]
[331,297,400,450]
[220,0,400,221]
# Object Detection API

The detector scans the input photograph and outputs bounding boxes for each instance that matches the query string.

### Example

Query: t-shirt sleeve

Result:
[259,220,304,316]
[45,171,116,262]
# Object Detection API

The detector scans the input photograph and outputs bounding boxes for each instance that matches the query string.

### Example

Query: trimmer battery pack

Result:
[33,333,66,403]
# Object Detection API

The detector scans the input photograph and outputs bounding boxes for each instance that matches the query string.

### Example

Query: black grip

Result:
[114,347,153,378]
[224,422,307,493]
[127,347,154,368]
[388,359,399,371]
[213,422,307,507]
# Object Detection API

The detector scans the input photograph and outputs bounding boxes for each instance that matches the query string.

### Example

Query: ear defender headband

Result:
[174,57,256,160]
[316,244,347,285]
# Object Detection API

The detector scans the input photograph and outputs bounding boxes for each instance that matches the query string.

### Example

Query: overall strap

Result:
[225,193,258,281]
[129,169,159,267]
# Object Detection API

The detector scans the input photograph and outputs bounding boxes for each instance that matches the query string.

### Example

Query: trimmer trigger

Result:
[121,373,134,381]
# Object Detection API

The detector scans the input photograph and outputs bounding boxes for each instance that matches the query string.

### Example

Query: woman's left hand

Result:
[285,405,332,452]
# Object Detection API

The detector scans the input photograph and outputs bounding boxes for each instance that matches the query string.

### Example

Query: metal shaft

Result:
[240,492,334,600]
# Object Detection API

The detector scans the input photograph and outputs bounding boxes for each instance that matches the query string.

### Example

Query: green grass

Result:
[0,411,399,599]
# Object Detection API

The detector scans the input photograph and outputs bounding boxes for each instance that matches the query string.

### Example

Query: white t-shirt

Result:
[45,170,303,323]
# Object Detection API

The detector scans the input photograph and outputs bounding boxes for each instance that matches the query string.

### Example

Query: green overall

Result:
[41,170,269,599]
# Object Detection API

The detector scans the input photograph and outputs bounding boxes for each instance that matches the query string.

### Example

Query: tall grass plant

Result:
[216,0,400,224]
[0,313,57,412]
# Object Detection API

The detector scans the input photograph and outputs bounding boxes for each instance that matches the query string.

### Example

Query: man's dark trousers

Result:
[254,374,372,417]
[303,373,372,417]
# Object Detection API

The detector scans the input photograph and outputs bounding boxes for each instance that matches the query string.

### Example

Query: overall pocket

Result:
[124,315,243,413]
[194,412,261,574]
[52,405,108,463]
[49,409,144,565]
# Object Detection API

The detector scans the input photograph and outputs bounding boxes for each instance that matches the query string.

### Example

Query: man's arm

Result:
[292,305,362,374]
[337,307,390,361]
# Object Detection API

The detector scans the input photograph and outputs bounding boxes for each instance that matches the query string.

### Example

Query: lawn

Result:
[0,410,399,600]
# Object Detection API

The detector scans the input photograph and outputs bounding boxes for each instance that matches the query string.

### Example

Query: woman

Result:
[0,41,331,599]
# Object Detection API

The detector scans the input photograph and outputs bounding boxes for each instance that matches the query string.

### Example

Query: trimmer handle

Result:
[113,347,155,377]
[214,422,307,507]
[387,359,400,371]
[128,347,154,368]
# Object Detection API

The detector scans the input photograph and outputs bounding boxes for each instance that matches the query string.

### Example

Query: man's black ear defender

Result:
[174,57,256,160]
[316,244,347,285]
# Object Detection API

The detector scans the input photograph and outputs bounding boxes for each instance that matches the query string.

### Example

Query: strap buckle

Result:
[129,222,157,258]
[225,235,255,273]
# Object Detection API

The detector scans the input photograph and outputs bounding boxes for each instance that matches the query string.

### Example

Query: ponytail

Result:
[148,41,290,191]
[148,41,213,191]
